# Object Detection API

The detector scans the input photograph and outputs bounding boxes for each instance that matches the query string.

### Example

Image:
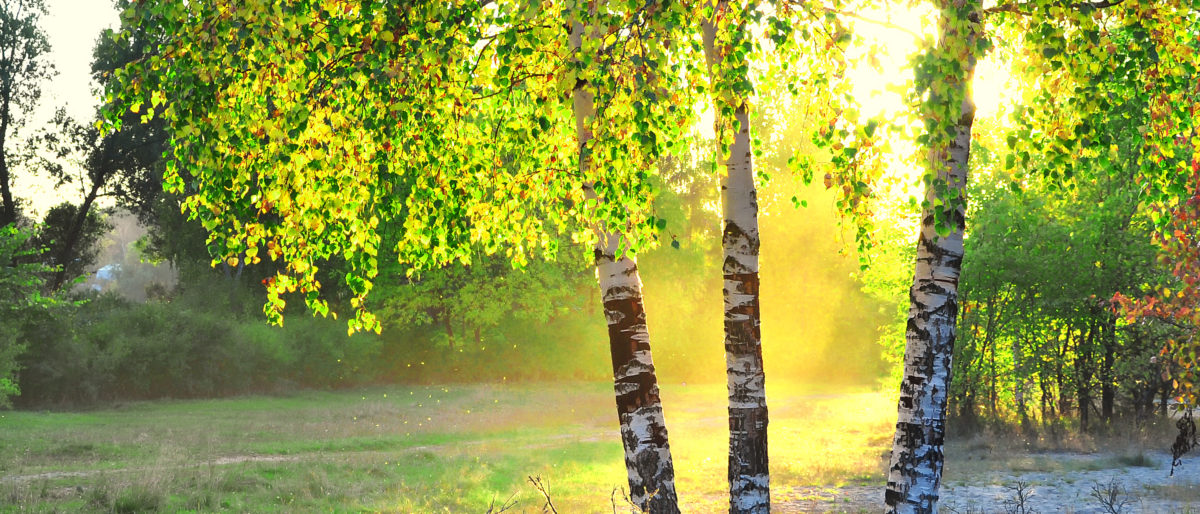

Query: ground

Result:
[0,382,1196,512]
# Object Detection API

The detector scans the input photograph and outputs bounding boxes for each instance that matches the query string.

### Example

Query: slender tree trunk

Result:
[1014,334,1028,426]
[444,315,455,353]
[701,7,769,512]
[1160,380,1170,418]
[885,6,980,511]
[1056,326,1070,416]
[1076,322,1095,433]
[0,144,13,227]
[1101,316,1115,423]
[569,19,679,514]
[982,297,997,420]
[1039,368,1050,420]
[955,345,975,422]
[989,329,997,419]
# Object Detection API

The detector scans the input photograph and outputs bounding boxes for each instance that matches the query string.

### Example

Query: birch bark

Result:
[569,19,680,514]
[884,6,980,512]
[702,6,769,512]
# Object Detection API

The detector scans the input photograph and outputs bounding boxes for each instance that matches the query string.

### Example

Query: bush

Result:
[14,278,385,408]
[0,225,62,408]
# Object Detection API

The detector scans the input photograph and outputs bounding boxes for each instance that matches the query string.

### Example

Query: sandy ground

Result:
[777,451,1199,513]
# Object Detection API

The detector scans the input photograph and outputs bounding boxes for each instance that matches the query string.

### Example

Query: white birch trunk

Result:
[703,8,770,513]
[884,7,980,511]
[570,20,680,514]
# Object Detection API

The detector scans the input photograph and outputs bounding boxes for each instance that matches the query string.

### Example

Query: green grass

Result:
[0,382,895,512]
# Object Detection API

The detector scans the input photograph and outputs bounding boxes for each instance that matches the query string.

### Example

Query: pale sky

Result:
[13,0,119,218]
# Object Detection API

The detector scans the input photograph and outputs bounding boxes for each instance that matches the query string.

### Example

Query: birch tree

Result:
[694,1,880,509]
[567,3,681,509]
[885,0,1197,509]
[701,1,767,510]
[110,1,695,509]
[884,2,983,511]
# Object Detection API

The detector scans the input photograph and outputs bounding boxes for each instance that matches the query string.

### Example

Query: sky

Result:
[13,0,119,218]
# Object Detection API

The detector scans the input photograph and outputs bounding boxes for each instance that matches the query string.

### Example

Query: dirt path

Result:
[776,451,1199,513]
[939,451,1199,514]
[0,429,613,486]
[0,455,302,484]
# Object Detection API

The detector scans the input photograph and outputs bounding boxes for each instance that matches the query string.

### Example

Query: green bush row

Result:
[9,279,612,409]
[14,287,378,407]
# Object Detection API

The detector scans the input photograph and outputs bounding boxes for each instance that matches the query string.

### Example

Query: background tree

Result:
[30,200,110,287]
[990,0,1198,408]
[0,0,52,227]
[951,152,1168,435]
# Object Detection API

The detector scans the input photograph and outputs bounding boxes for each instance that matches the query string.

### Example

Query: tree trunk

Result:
[0,82,16,228]
[982,297,997,420]
[989,329,997,419]
[701,7,769,512]
[443,315,455,353]
[1056,326,1070,417]
[1039,367,1051,420]
[1015,333,1031,429]
[885,6,980,511]
[1160,380,1170,418]
[1076,322,1095,433]
[569,19,679,514]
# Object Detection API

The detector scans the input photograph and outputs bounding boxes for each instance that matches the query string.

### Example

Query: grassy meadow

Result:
[0,382,895,512]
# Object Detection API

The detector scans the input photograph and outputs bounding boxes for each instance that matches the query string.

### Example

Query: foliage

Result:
[90,0,170,222]
[107,0,704,334]
[102,0,903,335]
[952,159,1170,431]
[991,2,1200,406]
[950,39,1179,427]
[0,225,59,407]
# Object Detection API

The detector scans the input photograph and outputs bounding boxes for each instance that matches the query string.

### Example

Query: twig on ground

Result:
[484,492,517,513]
[1090,478,1132,514]
[1003,480,1037,514]
[611,486,654,513]
[527,475,557,514]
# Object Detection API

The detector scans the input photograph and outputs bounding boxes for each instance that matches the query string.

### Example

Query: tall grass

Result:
[0,382,895,512]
